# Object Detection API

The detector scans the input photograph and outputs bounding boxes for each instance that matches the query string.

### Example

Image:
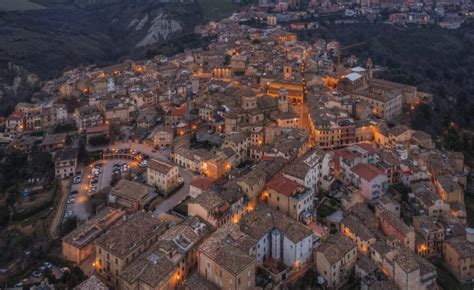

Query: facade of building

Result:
[109,179,152,212]
[146,159,180,195]
[315,233,357,288]
[54,148,78,179]
[62,208,125,265]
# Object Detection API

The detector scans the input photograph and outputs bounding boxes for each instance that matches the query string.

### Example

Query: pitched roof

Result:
[317,233,356,265]
[190,177,215,192]
[351,163,385,182]
[266,175,301,197]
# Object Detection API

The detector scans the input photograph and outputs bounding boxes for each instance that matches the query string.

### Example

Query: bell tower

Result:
[283,63,292,81]
[366,57,373,80]
[278,88,289,113]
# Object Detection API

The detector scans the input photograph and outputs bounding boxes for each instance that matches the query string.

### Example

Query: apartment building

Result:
[198,224,256,290]
[62,208,125,265]
[282,148,331,192]
[378,210,416,251]
[75,105,104,131]
[443,229,474,283]
[315,233,357,289]
[54,148,78,179]
[94,212,169,288]
[223,132,249,165]
[153,127,174,149]
[413,215,445,257]
[341,214,377,255]
[120,217,213,290]
[238,205,316,267]
[264,175,313,222]
[188,188,246,228]
[146,159,180,195]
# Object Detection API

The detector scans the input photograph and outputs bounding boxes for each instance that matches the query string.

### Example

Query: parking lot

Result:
[62,143,193,222]
[15,261,68,288]
[63,151,147,221]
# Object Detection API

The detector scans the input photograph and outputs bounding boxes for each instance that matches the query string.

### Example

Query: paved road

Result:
[71,159,138,221]
[71,142,195,219]
[49,179,70,239]
[112,142,194,215]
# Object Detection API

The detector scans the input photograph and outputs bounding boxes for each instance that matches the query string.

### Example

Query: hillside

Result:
[0,0,241,116]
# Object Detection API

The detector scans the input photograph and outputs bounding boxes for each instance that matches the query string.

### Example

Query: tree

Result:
[62,266,86,288]
[88,135,110,146]
[60,216,77,237]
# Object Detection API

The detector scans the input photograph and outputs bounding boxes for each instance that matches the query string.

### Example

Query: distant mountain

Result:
[0,0,206,78]
[0,0,239,116]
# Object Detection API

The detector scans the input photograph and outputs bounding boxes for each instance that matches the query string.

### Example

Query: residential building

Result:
[443,229,474,283]
[264,175,313,222]
[62,208,125,265]
[109,179,153,212]
[153,127,174,149]
[120,217,213,290]
[239,205,316,267]
[188,188,245,228]
[315,233,357,288]
[413,215,445,257]
[378,210,416,251]
[349,163,388,201]
[198,224,256,290]
[94,211,169,288]
[146,159,180,195]
[341,214,377,255]
[54,148,78,179]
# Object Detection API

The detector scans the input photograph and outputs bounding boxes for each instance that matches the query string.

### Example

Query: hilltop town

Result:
[0,2,473,290]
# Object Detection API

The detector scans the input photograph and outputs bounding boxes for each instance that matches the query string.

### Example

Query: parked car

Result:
[43,262,52,269]
[73,176,81,184]
[32,271,42,278]
[60,267,70,273]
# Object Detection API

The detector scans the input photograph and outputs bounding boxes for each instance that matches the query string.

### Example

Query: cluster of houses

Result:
[1,8,470,290]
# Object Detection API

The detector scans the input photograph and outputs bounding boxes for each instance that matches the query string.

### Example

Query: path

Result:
[49,179,70,239]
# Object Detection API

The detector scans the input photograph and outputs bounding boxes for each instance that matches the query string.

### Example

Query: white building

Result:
[54,148,78,179]
[283,149,331,192]
[239,205,316,267]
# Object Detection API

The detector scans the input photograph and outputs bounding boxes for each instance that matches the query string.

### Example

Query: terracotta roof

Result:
[351,163,385,182]
[355,142,377,155]
[266,175,300,197]
[169,106,186,117]
[336,148,357,161]
[190,177,215,191]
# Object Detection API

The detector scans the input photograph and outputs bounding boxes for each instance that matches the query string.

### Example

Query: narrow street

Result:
[48,179,70,239]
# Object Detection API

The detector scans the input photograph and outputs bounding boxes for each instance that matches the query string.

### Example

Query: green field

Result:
[196,0,237,21]
[0,0,45,11]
